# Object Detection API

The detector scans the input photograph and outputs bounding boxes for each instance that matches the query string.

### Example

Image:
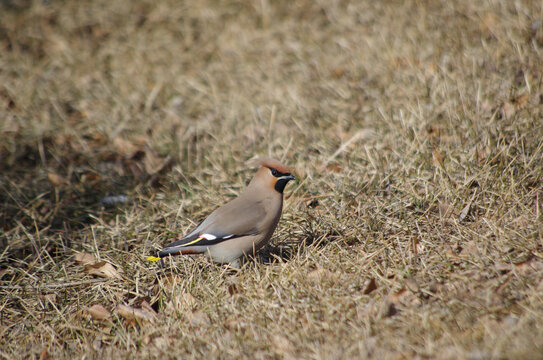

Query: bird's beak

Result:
[280,174,295,181]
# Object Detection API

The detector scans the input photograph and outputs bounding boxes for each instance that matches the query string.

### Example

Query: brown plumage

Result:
[150,158,295,267]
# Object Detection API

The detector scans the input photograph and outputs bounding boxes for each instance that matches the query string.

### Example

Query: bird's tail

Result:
[147,244,202,262]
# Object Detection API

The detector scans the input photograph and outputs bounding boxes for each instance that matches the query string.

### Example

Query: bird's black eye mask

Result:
[269,168,295,193]
[270,168,290,178]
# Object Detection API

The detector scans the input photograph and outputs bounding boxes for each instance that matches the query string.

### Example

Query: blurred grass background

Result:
[1,0,543,358]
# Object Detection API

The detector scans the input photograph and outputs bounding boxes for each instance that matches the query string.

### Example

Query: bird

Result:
[148,157,295,268]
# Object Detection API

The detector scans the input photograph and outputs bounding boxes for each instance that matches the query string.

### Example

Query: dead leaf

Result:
[501,101,515,118]
[166,292,197,312]
[390,286,407,305]
[115,303,156,323]
[92,339,102,351]
[513,94,529,107]
[405,278,419,293]
[39,348,51,360]
[479,13,497,34]
[140,300,157,315]
[272,334,294,355]
[514,258,541,274]
[84,261,121,279]
[87,304,112,322]
[80,173,100,184]
[53,134,71,146]
[330,67,346,78]
[383,302,398,317]
[39,294,57,303]
[363,278,378,295]
[410,237,424,254]
[436,202,455,218]
[494,262,512,274]
[113,137,139,158]
[389,283,421,308]
[459,241,480,258]
[326,163,343,172]
[74,252,96,266]
[307,268,329,283]
[186,310,209,327]
[458,202,471,222]
[1,117,19,133]
[48,172,67,186]
[228,283,239,296]
[432,149,444,167]
[153,336,172,348]
[143,146,171,175]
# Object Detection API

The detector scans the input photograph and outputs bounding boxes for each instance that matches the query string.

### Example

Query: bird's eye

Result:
[270,168,279,177]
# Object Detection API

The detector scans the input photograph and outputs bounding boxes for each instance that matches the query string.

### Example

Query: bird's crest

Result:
[252,157,291,174]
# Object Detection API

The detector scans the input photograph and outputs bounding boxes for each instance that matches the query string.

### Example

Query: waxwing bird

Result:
[148,157,295,268]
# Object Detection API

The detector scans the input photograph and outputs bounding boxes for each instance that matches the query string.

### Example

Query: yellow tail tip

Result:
[147,256,160,262]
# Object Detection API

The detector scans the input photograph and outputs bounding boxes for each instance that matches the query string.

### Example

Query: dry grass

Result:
[1,0,543,358]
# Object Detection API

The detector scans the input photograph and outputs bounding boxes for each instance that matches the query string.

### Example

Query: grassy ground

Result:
[1,0,543,358]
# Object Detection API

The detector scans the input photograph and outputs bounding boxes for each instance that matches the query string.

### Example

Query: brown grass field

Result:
[1,0,543,358]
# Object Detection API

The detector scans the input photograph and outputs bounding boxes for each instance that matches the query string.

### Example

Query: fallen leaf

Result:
[1,116,19,133]
[166,292,198,312]
[501,101,515,118]
[140,300,157,315]
[87,304,112,322]
[48,172,67,186]
[388,284,421,308]
[272,334,294,355]
[479,13,497,34]
[80,173,100,184]
[84,261,121,279]
[39,294,57,303]
[436,202,455,218]
[74,252,96,266]
[383,302,398,317]
[405,278,419,293]
[494,262,512,274]
[410,237,424,254]
[227,283,240,296]
[458,202,471,222]
[92,339,102,351]
[363,278,378,295]
[330,67,346,78]
[143,146,171,175]
[307,268,329,283]
[513,94,529,107]
[153,336,172,348]
[459,241,480,258]
[514,258,541,274]
[113,137,139,158]
[39,348,51,360]
[390,286,407,304]
[326,163,343,172]
[115,304,156,323]
[426,124,440,138]
[432,149,444,167]
[186,310,209,327]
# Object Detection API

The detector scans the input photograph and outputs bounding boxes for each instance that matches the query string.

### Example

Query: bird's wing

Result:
[154,195,267,258]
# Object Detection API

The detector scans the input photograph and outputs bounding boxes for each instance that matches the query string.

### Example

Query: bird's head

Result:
[250,157,295,194]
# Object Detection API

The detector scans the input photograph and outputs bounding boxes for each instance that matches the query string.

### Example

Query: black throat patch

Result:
[274,178,290,193]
